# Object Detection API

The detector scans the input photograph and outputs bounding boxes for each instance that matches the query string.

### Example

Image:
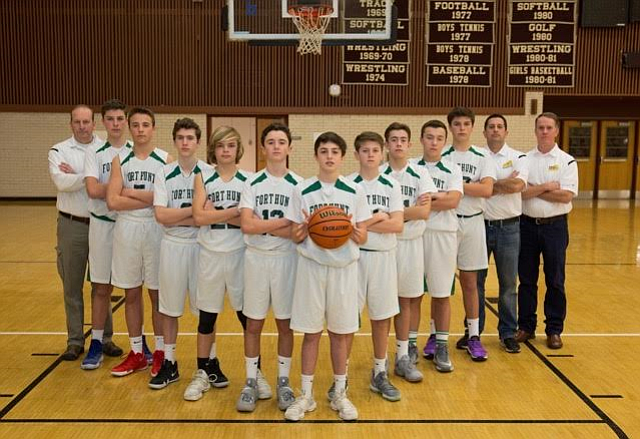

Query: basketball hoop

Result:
[288,4,333,55]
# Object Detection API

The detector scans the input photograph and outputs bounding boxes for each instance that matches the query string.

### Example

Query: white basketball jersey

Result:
[380,162,438,240]
[348,173,403,251]
[84,140,132,219]
[118,147,169,220]
[154,160,206,241]
[197,164,252,252]
[412,158,463,232]
[239,169,303,254]
[441,145,496,216]
[286,176,371,268]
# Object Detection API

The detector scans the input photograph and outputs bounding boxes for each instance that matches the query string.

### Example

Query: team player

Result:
[284,132,370,422]
[347,131,404,401]
[443,107,496,361]
[186,126,252,401]
[237,123,302,412]
[80,99,131,370]
[380,123,436,381]
[107,107,170,377]
[478,114,528,353]
[149,118,206,389]
[414,120,463,372]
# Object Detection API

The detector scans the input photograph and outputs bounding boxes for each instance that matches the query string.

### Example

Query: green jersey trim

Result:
[235,171,247,182]
[441,146,455,157]
[165,165,181,181]
[301,180,322,196]
[251,172,268,186]
[436,161,452,174]
[377,175,393,188]
[354,175,363,183]
[150,151,166,165]
[406,166,420,179]
[383,166,392,175]
[335,179,356,194]
[469,146,484,157]
[96,142,111,154]
[284,173,299,186]
[120,151,135,166]
[204,171,219,185]
[91,212,116,223]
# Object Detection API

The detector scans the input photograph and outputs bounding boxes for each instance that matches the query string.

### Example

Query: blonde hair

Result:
[207,126,244,165]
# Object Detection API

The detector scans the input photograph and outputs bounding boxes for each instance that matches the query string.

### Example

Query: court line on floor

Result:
[2,331,640,337]
[484,301,628,439]
[0,297,126,420]
[0,418,607,425]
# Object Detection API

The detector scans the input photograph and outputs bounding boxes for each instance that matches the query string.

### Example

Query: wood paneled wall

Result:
[0,0,639,114]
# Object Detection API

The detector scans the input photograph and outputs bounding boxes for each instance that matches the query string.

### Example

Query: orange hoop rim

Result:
[288,5,334,19]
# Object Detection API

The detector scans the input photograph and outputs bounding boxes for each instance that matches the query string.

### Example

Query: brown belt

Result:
[59,211,90,225]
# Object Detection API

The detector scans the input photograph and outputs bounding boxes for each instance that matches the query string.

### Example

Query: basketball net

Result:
[289,6,333,55]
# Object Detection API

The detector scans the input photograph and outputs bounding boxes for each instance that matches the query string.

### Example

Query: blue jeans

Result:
[477,219,520,340]
[517,215,568,336]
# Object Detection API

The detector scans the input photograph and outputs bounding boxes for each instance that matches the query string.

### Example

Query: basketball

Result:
[307,206,353,249]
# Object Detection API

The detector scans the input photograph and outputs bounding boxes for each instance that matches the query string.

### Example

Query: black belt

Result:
[210,223,241,230]
[59,211,90,225]
[485,216,520,227]
[457,211,483,219]
[522,214,567,225]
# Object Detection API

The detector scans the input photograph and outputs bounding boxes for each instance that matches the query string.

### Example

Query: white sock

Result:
[245,356,259,380]
[278,355,292,378]
[467,318,480,338]
[154,335,164,351]
[92,329,104,342]
[209,342,217,360]
[430,319,436,335]
[165,343,177,363]
[334,374,347,393]
[396,339,409,358]
[373,357,386,375]
[301,374,314,396]
[408,330,418,346]
[130,336,143,354]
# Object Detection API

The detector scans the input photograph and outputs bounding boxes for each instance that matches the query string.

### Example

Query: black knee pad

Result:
[198,310,218,334]
[236,311,247,330]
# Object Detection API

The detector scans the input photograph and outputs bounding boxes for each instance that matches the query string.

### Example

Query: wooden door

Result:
[562,120,597,199]
[598,121,636,199]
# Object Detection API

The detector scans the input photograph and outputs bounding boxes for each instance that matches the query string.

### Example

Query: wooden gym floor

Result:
[0,200,638,438]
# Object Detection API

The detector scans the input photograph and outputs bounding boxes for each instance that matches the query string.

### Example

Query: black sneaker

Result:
[500,337,521,353]
[456,332,469,350]
[148,360,179,389]
[206,357,229,388]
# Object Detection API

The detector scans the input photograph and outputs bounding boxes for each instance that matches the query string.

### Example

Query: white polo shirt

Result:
[441,145,497,216]
[48,134,103,218]
[522,144,578,218]
[482,144,529,221]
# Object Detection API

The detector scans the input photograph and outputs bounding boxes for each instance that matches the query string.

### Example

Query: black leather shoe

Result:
[102,340,124,357]
[61,344,84,361]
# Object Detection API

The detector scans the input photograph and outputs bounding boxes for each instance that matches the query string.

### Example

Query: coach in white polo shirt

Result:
[477,114,528,354]
[48,105,113,360]
[516,112,578,350]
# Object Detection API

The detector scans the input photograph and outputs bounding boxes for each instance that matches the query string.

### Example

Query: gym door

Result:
[598,121,636,199]
[562,120,597,198]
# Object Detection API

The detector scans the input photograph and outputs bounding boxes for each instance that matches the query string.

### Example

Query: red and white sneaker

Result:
[111,351,148,377]
[150,350,164,377]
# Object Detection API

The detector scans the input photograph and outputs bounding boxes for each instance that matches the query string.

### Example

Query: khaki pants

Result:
[56,213,114,347]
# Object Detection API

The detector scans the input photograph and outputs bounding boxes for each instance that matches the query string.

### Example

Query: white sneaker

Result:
[183,369,211,401]
[284,394,316,421]
[330,389,358,421]
[256,369,272,399]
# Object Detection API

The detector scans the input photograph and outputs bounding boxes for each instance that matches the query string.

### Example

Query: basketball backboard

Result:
[226,0,397,46]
